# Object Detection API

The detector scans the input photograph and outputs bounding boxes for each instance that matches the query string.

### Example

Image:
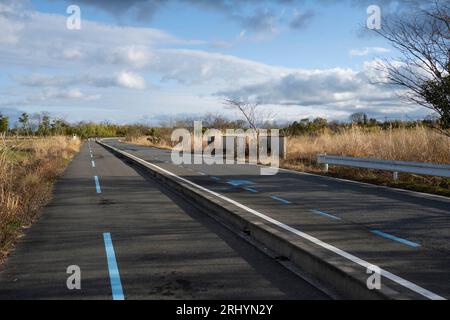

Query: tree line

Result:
[0,112,148,138]
[0,111,443,140]
[282,113,440,137]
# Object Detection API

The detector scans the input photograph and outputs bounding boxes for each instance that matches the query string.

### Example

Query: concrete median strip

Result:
[98,140,446,300]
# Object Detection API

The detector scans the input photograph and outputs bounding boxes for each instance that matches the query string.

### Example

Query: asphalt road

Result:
[102,138,450,300]
[0,141,328,300]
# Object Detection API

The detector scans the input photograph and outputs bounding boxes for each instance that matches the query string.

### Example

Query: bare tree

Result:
[374,1,450,136]
[203,113,230,130]
[223,99,275,131]
[350,112,368,125]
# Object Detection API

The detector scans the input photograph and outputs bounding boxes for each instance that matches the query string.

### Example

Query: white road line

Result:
[310,209,341,220]
[271,195,291,204]
[107,145,445,300]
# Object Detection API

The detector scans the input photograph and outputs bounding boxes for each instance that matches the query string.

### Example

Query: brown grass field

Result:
[0,135,81,264]
[283,126,450,195]
[285,126,450,164]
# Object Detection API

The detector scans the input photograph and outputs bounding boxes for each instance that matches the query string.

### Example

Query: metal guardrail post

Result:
[319,153,329,172]
[393,171,399,181]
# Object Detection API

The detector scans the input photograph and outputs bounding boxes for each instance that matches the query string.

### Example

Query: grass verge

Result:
[0,135,81,266]
[283,126,450,197]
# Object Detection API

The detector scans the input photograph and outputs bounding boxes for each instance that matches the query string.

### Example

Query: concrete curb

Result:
[98,140,420,300]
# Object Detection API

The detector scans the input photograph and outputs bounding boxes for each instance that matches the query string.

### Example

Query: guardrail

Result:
[317,154,450,180]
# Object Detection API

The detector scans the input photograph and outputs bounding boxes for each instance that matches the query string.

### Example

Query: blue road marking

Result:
[271,196,291,204]
[211,177,221,181]
[370,230,421,247]
[103,233,125,300]
[243,187,258,193]
[94,176,101,193]
[310,209,341,220]
[226,180,255,186]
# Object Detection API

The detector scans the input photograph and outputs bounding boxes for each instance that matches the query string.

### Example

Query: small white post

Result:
[322,153,329,173]
[393,171,399,180]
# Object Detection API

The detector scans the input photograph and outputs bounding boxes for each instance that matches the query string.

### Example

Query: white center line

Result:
[271,195,291,204]
[310,209,341,220]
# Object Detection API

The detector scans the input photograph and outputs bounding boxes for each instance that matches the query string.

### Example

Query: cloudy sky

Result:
[0,0,434,125]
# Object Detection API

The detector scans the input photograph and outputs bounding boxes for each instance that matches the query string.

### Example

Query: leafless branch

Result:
[373,1,450,136]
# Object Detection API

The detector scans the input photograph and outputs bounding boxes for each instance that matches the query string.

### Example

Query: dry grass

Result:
[0,135,81,264]
[125,135,173,150]
[283,126,450,195]
[285,126,450,164]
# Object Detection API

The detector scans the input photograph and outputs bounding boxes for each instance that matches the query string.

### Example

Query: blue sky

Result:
[0,0,433,125]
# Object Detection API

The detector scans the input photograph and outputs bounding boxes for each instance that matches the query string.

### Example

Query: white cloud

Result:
[115,71,146,89]
[349,47,391,57]
[31,88,101,102]
[0,5,193,69]
[13,74,72,87]
[214,64,415,119]
[0,1,24,44]
[0,4,424,122]
[62,47,84,60]
[13,71,147,90]
[108,46,157,68]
